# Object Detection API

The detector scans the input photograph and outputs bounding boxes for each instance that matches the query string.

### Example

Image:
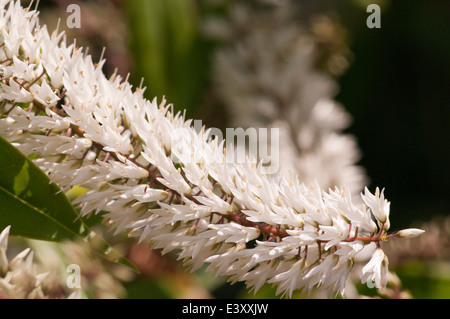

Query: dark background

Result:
[333,0,450,229]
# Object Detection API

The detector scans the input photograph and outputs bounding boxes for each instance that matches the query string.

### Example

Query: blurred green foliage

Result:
[396,261,450,299]
[126,0,210,118]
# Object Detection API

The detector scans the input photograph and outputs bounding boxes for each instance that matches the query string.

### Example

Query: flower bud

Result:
[397,228,425,238]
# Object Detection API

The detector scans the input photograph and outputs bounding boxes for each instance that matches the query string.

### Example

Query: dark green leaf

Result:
[0,136,138,273]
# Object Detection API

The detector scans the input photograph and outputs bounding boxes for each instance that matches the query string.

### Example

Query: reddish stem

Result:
[221,213,289,239]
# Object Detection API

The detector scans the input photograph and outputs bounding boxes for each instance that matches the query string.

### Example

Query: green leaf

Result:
[0,136,138,273]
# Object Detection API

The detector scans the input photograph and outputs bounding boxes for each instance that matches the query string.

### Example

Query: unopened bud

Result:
[397,228,425,239]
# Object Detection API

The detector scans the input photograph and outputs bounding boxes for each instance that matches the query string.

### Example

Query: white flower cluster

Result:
[0,226,80,298]
[27,236,135,299]
[0,224,134,299]
[0,0,422,298]
[207,0,366,195]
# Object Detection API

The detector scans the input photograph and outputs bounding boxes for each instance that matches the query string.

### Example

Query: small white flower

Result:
[334,241,364,262]
[0,78,34,102]
[30,80,60,107]
[317,219,349,251]
[284,229,319,246]
[304,254,339,290]
[361,248,389,289]
[270,259,310,298]
[3,55,36,82]
[361,187,390,227]
[194,188,233,215]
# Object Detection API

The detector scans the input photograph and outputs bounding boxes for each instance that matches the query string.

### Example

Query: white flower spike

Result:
[0,0,423,298]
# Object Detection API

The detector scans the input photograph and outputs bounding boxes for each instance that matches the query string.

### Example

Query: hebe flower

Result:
[0,225,132,299]
[0,226,80,298]
[0,0,423,298]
